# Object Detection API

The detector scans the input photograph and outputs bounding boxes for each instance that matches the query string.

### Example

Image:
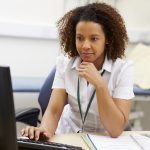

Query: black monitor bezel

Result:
[0,66,18,150]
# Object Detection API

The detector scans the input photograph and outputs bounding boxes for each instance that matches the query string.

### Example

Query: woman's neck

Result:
[94,55,105,70]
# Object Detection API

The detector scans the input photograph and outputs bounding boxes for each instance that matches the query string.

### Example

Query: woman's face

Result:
[76,21,106,68]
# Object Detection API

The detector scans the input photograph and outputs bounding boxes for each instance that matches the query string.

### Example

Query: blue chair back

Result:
[38,67,56,115]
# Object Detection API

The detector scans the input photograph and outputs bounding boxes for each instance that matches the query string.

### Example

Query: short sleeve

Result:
[52,55,69,89]
[113,61,135,99]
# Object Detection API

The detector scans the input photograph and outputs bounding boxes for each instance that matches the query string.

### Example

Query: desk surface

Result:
[51,133,89,149]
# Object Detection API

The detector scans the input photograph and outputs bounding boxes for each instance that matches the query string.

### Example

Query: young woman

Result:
[22,2,134,140]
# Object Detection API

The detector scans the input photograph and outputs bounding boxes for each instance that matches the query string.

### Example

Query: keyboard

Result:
[17,137,83,150]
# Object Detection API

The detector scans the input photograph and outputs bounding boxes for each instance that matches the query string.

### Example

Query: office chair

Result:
[15,67,56,126]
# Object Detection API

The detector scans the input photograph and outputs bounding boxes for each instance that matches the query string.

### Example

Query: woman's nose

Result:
[82,40,91,49]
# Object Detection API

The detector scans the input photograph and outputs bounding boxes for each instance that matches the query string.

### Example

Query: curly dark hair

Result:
[57,2,128,60]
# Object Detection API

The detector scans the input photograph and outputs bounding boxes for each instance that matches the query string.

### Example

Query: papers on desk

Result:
[81,133,150,150]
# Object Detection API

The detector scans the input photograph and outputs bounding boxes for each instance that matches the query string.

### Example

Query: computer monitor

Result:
[0,66,18,150]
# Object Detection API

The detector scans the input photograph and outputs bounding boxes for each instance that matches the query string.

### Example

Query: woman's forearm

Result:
[95,83,125,137]
[40,108,61,137]
[40,89,67,137]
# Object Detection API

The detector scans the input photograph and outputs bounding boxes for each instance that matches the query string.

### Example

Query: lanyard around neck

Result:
[77,70,105,127]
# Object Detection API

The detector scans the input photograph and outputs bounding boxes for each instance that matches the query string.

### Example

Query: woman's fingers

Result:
[28,126,35,139]
[23,126,30,137]
[21,126,40,140]
[21,126,50,141]
[34,127,43,141]
[21,128,25,136]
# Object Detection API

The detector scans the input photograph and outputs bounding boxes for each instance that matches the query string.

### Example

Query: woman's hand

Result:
[78,62,104,87]
[21,125,53,141]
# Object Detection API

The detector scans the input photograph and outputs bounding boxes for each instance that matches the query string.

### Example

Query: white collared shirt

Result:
[52,55,134,134]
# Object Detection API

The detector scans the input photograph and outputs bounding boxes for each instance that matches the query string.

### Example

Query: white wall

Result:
[0,0,64,77]
[0,0,64,25]
[117,0,150,28]
[117,0,150,45]
[0,37,59,77]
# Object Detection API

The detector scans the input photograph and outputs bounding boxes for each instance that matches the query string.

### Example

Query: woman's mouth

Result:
[81,52,94,60]
[81,52,93,56]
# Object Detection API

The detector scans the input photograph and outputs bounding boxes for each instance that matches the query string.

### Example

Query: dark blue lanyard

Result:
[77,70,105,129]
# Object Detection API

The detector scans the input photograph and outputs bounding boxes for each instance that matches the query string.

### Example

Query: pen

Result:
[130,134,145,150]
[87,134,98,150]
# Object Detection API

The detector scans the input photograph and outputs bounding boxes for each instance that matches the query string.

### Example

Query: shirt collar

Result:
[71,56,81,70]
[70,56,112,72]
[101,55,112,73]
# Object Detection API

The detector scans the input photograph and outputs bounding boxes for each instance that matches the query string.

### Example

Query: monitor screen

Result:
[0,66,18,150]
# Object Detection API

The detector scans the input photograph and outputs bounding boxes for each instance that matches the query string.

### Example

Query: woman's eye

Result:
[76,36,83,41]
[91,37,98,41]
